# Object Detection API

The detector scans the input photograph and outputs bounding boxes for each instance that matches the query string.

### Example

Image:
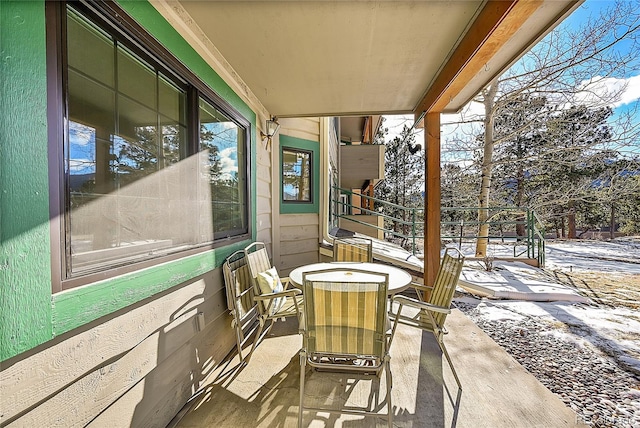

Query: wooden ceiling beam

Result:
[415,0,543,115]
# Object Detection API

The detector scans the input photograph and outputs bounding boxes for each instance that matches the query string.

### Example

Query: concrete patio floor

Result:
[169,309,586,428]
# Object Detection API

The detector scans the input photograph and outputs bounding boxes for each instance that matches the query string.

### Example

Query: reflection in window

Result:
[282,148,312,202]
[199,98,247,239]
[62,5,248,279]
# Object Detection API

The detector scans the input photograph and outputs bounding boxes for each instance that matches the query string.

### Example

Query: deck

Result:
[169,309,585,428]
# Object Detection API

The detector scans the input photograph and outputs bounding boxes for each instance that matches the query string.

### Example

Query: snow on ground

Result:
[453,238,640,373]
[450,238,640,426]
[457,297,640,372]
[545,238,640,274]
[459,260,591,302]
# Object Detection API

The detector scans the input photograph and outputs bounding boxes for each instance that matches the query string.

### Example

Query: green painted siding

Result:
[0,0,257,362]
[0,0,53,362]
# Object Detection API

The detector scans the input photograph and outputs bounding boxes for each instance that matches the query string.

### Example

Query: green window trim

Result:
[279,135,319,214]
[1,0,258,363]
[48,1,254,291]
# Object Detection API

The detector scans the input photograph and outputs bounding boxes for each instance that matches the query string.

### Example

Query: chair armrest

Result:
[410,282,433,301]
[254,288,302,301]
[392,295,451,315]
[281,276,294,290]
[410,282,434,292]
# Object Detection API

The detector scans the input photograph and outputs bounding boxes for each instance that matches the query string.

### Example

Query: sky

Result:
[382,0,640,159]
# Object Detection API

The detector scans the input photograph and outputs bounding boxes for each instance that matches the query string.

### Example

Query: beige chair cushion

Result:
[257,267,286,315]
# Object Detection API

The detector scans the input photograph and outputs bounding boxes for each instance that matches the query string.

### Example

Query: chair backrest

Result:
[244,242,272,284]
[222,250,254,319]
[333,237,373,262]
[303,268,388,358]
[429,248,465,327]
[244,242,276,314]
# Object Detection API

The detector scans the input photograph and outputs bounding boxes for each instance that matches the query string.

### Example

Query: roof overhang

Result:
[151,0,582,117]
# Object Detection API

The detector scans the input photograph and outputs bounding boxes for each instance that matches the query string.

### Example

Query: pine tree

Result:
[375,124,424,248]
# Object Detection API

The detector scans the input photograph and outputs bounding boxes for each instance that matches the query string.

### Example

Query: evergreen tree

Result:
[375,124,424,248]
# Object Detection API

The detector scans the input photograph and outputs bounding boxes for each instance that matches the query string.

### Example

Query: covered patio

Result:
[170,310,583,428]
[1,1,589,426]
[151,0,583,288]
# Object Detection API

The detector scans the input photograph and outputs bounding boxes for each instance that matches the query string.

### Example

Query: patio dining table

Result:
[288,262,412,296]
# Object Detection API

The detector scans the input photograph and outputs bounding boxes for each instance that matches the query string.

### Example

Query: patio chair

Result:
[390,247,465,390]
[332,236,373,262]
[244,242,303,360]
[222,250,258,364]
[298,268,394,427]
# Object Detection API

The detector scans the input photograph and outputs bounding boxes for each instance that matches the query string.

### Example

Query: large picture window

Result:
[49,2,250,289]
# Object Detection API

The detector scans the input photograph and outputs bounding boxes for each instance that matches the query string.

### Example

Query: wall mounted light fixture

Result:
[260,116,280,150]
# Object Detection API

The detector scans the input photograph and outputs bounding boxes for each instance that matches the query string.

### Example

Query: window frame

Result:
[46,0,252,292]
[279,135,320,214]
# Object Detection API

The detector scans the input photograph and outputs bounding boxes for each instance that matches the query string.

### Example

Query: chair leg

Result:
[438,337,462,391]
[246,317,272,363]
[384,356,393,428]
[298,350,307,428]
[231,318,244,363]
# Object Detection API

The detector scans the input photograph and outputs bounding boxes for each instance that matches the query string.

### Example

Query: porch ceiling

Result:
[156,0,580,117]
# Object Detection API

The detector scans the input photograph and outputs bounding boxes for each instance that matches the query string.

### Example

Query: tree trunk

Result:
[568,201,576,239]
[610,204,616,240]
[515,162,526,241]
[475,81,499,257]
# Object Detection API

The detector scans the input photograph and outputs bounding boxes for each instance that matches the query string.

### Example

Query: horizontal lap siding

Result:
[279,219,320,276]
[1,1,261,426]
[276,118,321,275]
[257,118,272,247]
[2,270,234,427]
[279,117,321,143]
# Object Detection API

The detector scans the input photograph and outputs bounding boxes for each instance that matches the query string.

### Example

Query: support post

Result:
[424,112,441,295]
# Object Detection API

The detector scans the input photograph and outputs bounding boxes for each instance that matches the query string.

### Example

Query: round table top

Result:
[288,262,412,295]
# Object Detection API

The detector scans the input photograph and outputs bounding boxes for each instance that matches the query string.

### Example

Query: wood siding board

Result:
[256,231,273,246]
[279,213,319,228]
[279,117,320,136]
[257,213,272,230]
[280,225,319,241]
[280,252,318,273]
[279,130,320,142]
[280,238,320,255]
[5,288,233,427]
[1,272,229,424]
[87,314,235,428]
[257,196,272,216]
[257,179,272,198]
